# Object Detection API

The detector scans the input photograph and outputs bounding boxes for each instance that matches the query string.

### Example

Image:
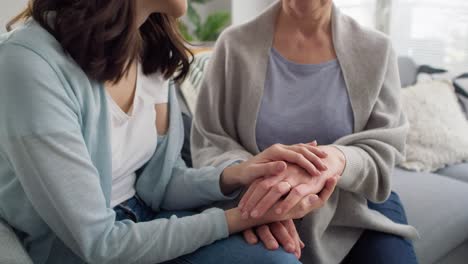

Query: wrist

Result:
[330,145,346,176]
[220,164,244,195]
[225,207,267,234]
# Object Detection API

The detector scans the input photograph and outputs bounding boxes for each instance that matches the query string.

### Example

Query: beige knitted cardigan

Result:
[191,2,418,263]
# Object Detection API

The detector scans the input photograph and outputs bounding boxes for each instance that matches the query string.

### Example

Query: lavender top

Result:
[256,48,354,151]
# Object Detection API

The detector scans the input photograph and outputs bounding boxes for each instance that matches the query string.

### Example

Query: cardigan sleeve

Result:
[160,156,240,210]
[191,35,254,168]
[0,44,229,264]
[332,45,409,203]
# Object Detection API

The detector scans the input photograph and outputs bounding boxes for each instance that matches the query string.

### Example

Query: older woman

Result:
[192,0,419,263]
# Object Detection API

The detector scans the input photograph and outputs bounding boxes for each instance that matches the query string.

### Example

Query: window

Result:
[391,0,468,74]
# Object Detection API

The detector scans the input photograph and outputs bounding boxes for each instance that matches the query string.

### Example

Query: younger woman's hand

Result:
[225,176,338,235]
[220,142,328,194]
[238,144,345,218]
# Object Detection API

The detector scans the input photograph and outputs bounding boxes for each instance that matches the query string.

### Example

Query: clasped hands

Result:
[221,141,345,259]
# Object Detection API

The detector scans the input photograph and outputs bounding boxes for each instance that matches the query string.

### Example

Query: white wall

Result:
[0,0,28,32]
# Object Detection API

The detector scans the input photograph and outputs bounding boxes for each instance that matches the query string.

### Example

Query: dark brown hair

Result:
[7,0,192,83]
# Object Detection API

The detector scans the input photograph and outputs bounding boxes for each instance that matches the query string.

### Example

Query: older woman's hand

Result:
[225,176,338,236]
[239,145,345,219]
[243,219,304,259]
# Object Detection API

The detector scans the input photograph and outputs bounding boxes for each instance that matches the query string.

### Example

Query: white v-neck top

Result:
[107,64,169,207]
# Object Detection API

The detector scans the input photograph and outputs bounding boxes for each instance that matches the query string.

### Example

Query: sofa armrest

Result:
[0,219,33,264]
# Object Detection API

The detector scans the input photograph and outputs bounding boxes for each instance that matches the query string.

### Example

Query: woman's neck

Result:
[279,2,333,38]
[135,1,151,28]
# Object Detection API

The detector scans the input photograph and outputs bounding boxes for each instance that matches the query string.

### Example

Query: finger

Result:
[242,175,284,217]
[280,146,322,176]
[288,145,327,172]
[257,225,279,250]
[250,181,292,218]
[243,229,259,244]
[309,140,318,146]
[269,145,320,176]
[300,240,305,248]
[270,222,296,253]
[239,180,260,213]
[317,175,338,202]
[300,143,328,159]
[297,176,338,214]
[274,184,315,215]
[246,161,287,181]
[282,220,302,258]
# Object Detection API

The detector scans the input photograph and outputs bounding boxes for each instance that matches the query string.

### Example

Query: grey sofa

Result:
[391,57,468,264]
[1,57,467,264]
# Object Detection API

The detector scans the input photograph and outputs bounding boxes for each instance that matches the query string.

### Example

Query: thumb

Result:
[307,140,318,146]
[247,161,287,179]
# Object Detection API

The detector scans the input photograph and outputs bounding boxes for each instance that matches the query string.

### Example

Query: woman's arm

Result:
[0,44,239,264]
[331,44,408,203]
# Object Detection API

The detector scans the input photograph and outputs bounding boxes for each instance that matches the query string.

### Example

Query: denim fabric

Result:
[343,192,419,264]
[114,197,300,264]
[115,192,417,264]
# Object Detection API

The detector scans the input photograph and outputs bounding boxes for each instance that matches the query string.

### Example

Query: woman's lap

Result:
[343,191,418,264]
[116,192,417,264]
[115,198,300,264]
[167,234,300,264]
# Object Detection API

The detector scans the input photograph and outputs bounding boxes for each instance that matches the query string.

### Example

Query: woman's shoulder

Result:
[215,3,278,53]
[0,20,70,67]
[334,7,392,53]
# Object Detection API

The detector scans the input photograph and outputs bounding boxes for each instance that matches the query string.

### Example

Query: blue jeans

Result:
[343,191,419,264]
[114,196,300,264]
[115,192,417,264]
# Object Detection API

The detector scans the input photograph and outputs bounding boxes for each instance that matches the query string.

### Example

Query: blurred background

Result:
[1,0,467,74]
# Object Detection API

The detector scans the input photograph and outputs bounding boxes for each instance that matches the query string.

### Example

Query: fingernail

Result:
[241,211,249,219]
[275,208,282,214]
[277,162,286,171]
[309,195,319,204]
[250,210,259,218]
[287,243,295,252]
[270,241,279,249]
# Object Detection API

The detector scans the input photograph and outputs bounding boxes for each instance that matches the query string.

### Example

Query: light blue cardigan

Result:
[0,20,237,264]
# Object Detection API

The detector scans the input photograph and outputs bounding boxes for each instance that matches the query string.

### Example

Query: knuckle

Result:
[273,184,284,194]
[258,225,269,233]
[271,222,282,230]
[291,187,305,197]
[294,153,303,161]
[258,181,271,191]
[271,144,282,151]
[299,146,309,154]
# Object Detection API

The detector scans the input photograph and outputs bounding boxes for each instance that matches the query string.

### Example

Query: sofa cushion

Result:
[392,167,468,264]
[398,80,468,172]
[435,162,468,183]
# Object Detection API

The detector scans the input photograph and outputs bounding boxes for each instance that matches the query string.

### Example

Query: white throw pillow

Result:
[398,80,468,172]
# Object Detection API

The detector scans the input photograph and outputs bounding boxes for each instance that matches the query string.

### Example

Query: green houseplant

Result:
[179,0,231,42]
